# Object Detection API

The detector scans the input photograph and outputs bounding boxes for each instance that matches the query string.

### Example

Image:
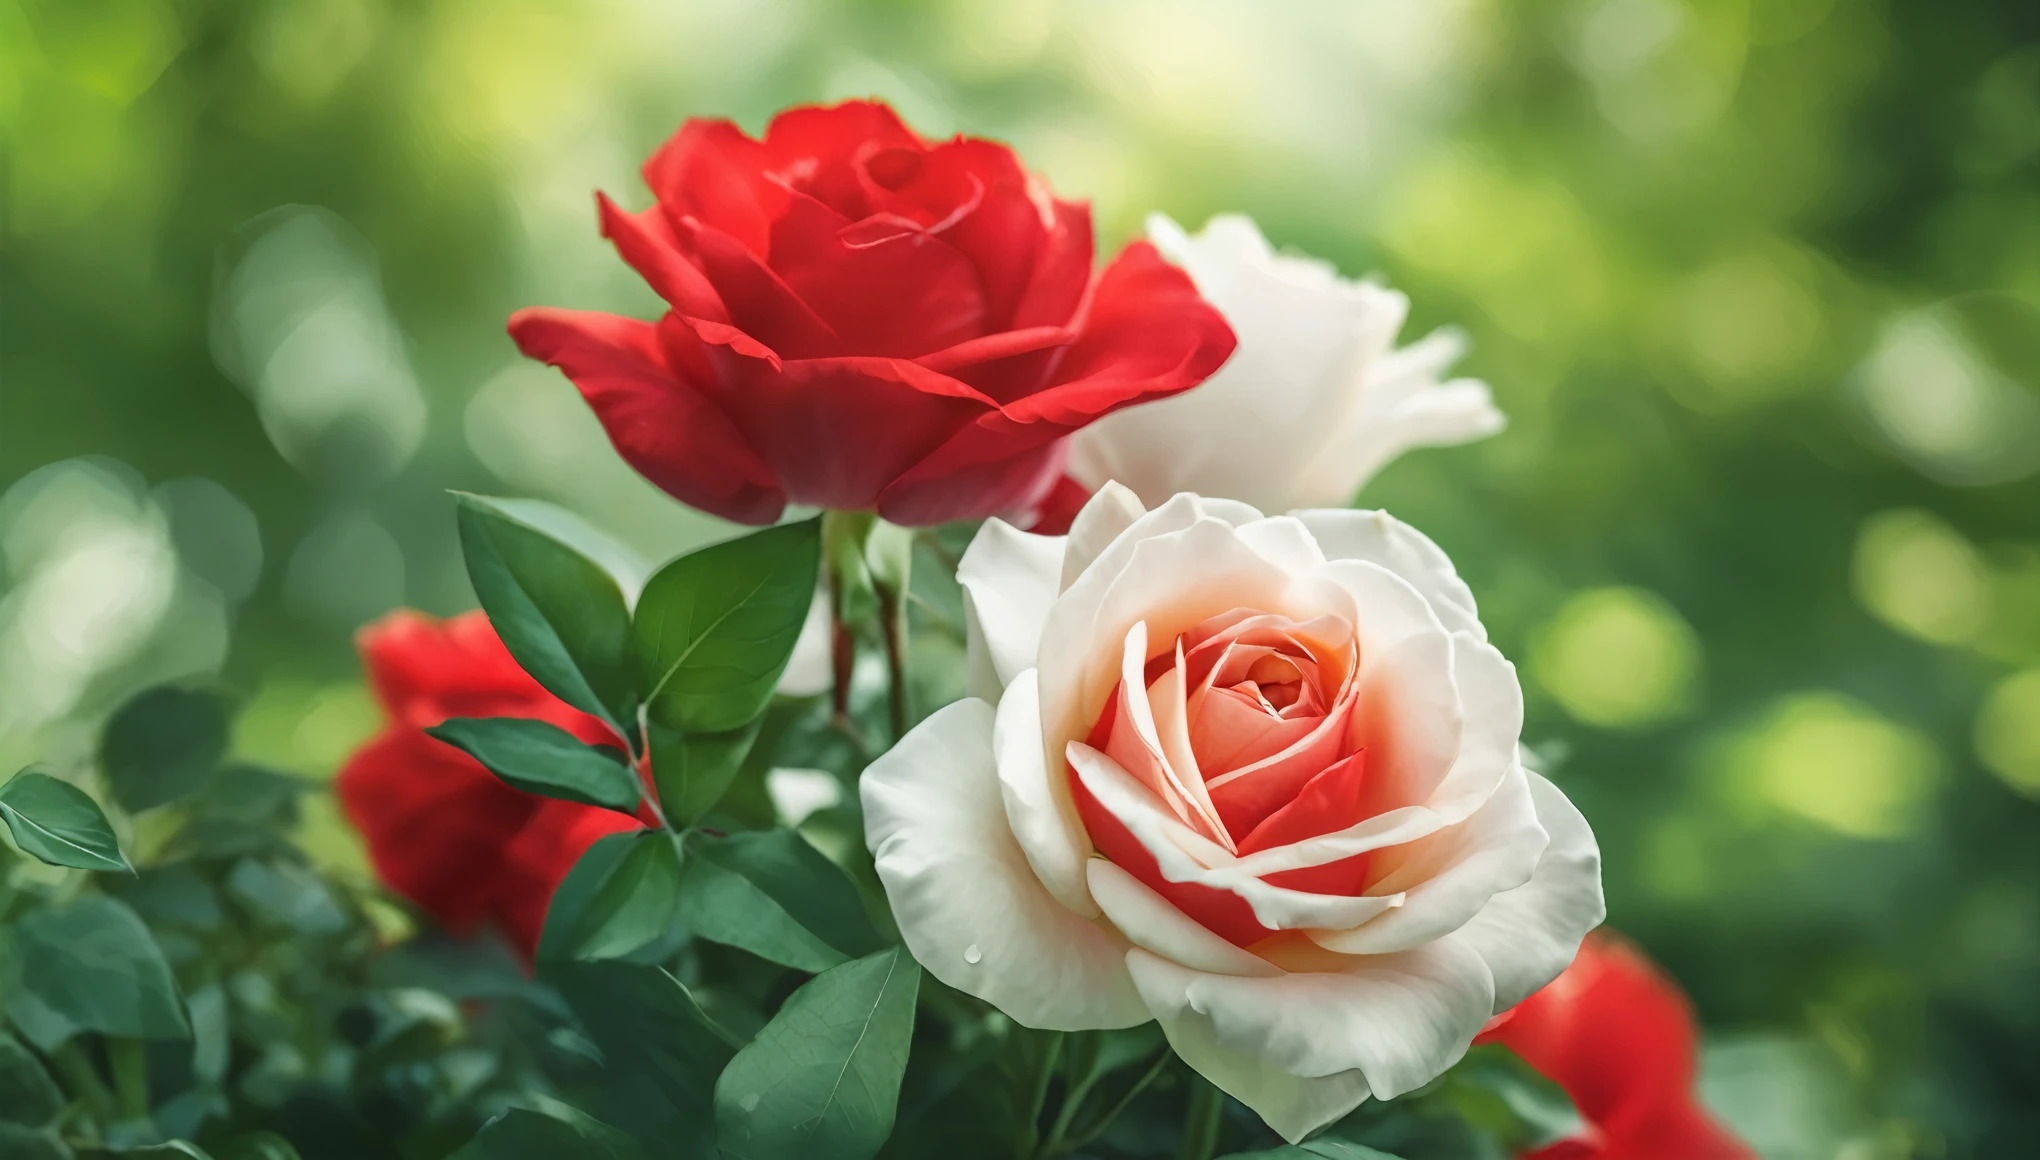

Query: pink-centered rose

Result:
[863,486,1604,1142]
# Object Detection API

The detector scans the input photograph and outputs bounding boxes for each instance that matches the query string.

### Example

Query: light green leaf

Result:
[647,717,763,827]
[100,686,229,813]
[0,773,129,873]
[426,717,642,814]
[455,492,638,740]
[713,946,920,1160]
[453,1106,643,1160]
[1219,1142,1406,1160]
[548,830,679,961]
[0,1030,63,1126]
[677,829,880,972]
[635,519,821,734]
[5,898,189,1041]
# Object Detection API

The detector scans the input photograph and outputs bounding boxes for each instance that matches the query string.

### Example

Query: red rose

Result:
[508,100,1236,526]
[1478,933,1756,1160]
[336,610,642,956]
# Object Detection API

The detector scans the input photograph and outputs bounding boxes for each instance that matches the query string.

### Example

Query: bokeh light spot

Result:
[1726,692,1941,839]
[1531,586,1702,728]
[1851,509,1988,646]
[1975,668,2040,799]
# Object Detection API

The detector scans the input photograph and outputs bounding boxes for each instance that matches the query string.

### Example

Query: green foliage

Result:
[636,520,823,734]
[676,829,882,972]
[452,1106,642,1160]
[3,898,190,1042]
[646,718,762,828]
[426,717,642,814]
[455,493,639,743]
[548,831,681,962]
[1220,1142,1405,1160]
[714,947,921,1160]
[0,772,130,873]
[99,688,231,814]
[0,1031,64,1126]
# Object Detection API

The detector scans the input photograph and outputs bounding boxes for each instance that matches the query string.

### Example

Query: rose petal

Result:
[994,670,1096,917]
[1453,771,1605,1011]
[1060,481,1146,592]
[642,118,782,257]
[1306,762,1548,956]
[864,699,1148,1031]
[1087,859,1280,978]
[504,308,785,525]
[595,192,729,324]
[767,189,990,358]
[957,518,1064,702]
[1293,509,1484,641]
[678,216,843,359]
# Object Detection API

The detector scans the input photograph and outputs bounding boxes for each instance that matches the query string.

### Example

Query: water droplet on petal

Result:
[963,944,983,964]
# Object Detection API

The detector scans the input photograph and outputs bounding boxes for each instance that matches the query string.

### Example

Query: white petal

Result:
[1086,859,1281,978]
[958,517,1064,702]
[1292,508,1484,641]
[1425,633,1525,825]
[1127,935,1496,1130]
[1235,515,1327,576]
[1453,771,1605,1011]
[994,669,1096,917]
[864,699,1147,1030]
[1306,763,1548,954]
[1130,950,1373,1142]
[1061,480,1146,592]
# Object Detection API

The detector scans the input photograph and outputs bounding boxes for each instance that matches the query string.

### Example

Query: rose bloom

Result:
[1480,934,1755,1160]
[336,610,642,955]
[509,101,1236,527]
[863,485,1604,1141]
[1066,214,1504,514]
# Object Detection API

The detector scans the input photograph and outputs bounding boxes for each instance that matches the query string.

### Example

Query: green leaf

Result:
[548,961,738,1151]
[0,1031,63,1126]
[91,1145,214,1159]
[455,492,638,740]
[454,1105,644,1160]
[635,519,821,734]
[713,945,921,1160]
[4,898,189,1041]
[224,858,348,935]
[1443,1043,1585,1150]
[0,773,129,873]
[647,717,763,828]
[0,1120,71,1160]
[1220,1142,1406,1160]
[677,829,881,972]
[543,830,679,961]
[213,1133,301,1160]
[426,717,642,814]
[100,686,230,813]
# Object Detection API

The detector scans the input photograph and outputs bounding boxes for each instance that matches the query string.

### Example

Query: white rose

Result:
[1066,215,1505,513]
[862,486,1603,1142]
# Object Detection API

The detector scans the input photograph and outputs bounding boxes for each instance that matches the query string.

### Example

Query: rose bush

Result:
[1067,214,1504,513]
[337,610,643,955]
[863,485,1604,1141]
[1480,933,1756,1160]
[509,101,1236,527]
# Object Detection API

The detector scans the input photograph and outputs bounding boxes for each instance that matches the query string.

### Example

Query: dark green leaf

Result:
[635,519,821,733]
[0,773,129,873]
[1444,1043,1585,1149]
[91,1145,214,1159]
[714,945,920,1160]
[0,1031,62,1126]
[224,858,348,935]
[426,717,642,814]
[455,492,637,739]
[100,686,229,813]
[678,829,880,971]
[545,830,679,961]
[214,1133,301,1160]
[4,898,189,1040]
[1220,1142,1405,1160]
[549,961,738,1152]
[111,867,222,930]
[454,1105,644,1160]
[192,765,308,828]
[0,1120,71,1160]
[647,717,762,827]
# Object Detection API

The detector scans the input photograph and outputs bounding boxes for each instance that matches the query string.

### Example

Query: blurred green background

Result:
[3,0,2037,1155]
